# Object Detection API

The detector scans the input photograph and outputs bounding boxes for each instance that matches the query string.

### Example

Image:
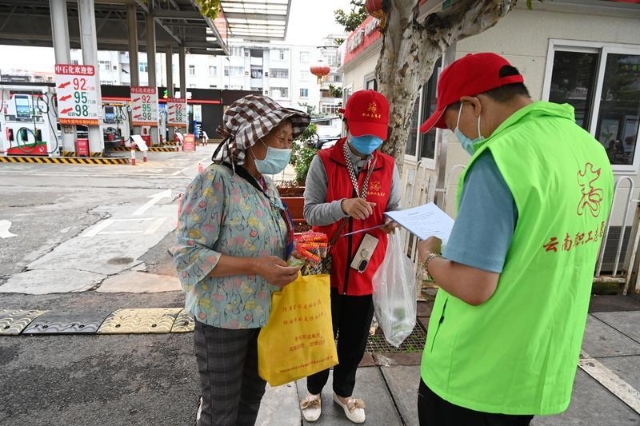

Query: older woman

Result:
[173,94,310,426]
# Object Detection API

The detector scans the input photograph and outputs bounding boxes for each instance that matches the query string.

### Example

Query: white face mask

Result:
[254,139,292,175]
[454,103,484,155]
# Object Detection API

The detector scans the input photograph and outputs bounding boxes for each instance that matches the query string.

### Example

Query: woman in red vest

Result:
[300,90,401,423]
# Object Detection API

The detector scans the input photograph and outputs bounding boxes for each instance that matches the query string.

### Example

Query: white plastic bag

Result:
[372,231,417,347]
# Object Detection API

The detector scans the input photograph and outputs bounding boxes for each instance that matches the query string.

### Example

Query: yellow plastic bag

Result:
[258,273,338,387]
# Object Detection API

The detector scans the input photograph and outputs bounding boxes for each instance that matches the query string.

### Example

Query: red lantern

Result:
[310,62,331,84]
[365,0,384,18]
[365,0,386,29]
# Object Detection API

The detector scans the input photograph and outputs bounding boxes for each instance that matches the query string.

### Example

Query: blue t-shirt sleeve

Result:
[442,150,517,273]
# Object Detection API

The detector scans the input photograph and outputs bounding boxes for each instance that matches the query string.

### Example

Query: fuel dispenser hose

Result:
[10,93,60,155]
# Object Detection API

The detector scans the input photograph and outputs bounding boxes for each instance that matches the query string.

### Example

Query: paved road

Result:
[0,145,303,426]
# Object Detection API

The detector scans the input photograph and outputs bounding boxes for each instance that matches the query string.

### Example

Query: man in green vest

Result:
[416,52,614,425]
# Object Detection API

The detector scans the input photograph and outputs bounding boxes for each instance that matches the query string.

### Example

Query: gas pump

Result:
[0,85,59,156]
[100,100,131,149]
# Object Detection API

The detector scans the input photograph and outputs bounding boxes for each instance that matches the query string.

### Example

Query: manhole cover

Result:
[22,312,108,334]
[366,323,426,354]
[0,309,46,335]
[97,308,182,334]
[171,310,195,333]
[107,257,134,265]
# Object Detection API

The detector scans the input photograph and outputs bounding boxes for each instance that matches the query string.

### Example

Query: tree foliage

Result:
[334,0,542,172]
[194,0,221,20]
[334,0,368,32]
[329,84,344,98]
[291,123,318,184]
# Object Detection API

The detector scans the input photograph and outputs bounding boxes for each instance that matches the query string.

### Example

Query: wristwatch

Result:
[422,252,441,281]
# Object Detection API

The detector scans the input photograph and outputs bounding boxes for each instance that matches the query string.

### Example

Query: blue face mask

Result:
[454,103,484,155]
[349,135,383,155]
[254,140,292,175]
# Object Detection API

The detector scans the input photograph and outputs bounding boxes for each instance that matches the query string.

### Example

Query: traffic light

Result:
[163,89,168,99]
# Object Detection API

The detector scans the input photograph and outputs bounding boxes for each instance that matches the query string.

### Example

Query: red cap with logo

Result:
[419,52,524,133]
[340,90,390,139]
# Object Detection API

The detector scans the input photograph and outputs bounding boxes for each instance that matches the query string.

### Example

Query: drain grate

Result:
[366,323,426,354]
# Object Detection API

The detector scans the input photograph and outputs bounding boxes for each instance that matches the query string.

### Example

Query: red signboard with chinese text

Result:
[343,16,382,66]
[183,133,196,152]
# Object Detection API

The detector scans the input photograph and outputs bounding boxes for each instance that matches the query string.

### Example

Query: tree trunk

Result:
[377,0,518,173]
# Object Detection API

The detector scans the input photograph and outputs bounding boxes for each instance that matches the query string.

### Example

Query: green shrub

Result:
[291,123,318,185]
[293,146,318,185]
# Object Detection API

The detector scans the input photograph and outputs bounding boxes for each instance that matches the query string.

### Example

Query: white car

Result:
[311,116,342,149]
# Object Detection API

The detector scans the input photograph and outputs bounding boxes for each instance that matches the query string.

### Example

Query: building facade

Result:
[340,0,640,271]
[68,38,344,115]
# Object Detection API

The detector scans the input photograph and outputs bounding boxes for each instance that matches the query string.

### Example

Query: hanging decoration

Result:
[365,0,386,30]
[310,62,331,84]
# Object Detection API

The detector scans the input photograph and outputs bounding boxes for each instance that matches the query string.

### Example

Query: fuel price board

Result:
[131,86,159,127]
[55,64,100,126]
[167,98,188,128]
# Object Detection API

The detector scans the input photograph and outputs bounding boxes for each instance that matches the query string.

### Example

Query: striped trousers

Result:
[194,321,266,426]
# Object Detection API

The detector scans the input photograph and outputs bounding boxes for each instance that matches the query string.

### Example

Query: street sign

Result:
[55,64,100,126]
[183,134,196,152]
[167,98,188,128]
[131,86,158,127]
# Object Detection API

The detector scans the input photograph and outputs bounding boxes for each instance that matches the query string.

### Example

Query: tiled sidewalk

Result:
[257,295,640,426]
[2,293,639,425]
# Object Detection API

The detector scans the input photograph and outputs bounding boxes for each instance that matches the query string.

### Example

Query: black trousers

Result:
[418,380,534,426]
[307,287,374,397]
[194,321,266,426]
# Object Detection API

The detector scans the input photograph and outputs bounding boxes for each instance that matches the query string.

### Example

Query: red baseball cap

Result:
[340,90,389,139]
[419,52,524,133]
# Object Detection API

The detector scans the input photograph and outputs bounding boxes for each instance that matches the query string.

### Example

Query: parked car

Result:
[310,116,342,149]
[320,139,339,150]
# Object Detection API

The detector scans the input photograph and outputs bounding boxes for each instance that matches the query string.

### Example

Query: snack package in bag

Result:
[258,273,338,386]
[372,231,417,347]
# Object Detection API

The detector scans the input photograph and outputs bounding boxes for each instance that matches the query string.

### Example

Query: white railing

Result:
[402,161,434,263]
[596,176,634,278]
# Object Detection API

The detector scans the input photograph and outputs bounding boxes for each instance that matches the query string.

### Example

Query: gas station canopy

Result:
[220,0,290,41]
[0,0,293,56]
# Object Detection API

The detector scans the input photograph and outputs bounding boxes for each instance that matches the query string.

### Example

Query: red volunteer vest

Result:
[314,138,394,295]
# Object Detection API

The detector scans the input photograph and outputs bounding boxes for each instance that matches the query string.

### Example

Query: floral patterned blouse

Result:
[173,164,290,329]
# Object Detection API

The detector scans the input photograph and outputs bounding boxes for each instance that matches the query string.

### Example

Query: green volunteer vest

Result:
[420,102,614,415]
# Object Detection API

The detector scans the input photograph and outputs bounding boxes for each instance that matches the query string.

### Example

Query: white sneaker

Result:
[300,393,322,422]
[333,393,365,423]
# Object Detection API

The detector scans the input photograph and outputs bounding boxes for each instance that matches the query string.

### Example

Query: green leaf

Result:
[194,0,221,20]
[334,0,368,32]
